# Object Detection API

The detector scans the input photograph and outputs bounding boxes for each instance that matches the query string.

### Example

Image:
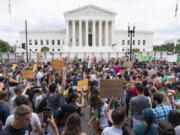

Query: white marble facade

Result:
[20,5,153,55]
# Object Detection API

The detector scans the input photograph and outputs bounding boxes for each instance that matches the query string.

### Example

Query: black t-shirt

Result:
[0,124,32,135]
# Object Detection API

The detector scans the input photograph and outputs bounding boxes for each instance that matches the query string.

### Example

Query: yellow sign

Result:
[21,70,34,79]
[91,58,93,63]
[77,79,88,92]
[51,59,64,71]
[33,63,37,70]
[12,64,17,70]
[67,57,71,62]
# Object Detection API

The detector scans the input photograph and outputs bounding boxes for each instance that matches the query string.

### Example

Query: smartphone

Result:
[43,107,52,123]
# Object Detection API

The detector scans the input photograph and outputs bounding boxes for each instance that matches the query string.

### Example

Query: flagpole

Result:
[9,0,12,46]
[174,0,178,54]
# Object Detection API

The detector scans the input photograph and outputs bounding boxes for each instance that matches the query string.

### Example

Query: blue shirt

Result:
[152,104,172,124]
[102,126,123,135]
[133,122,158,135]
[0,102,10,125]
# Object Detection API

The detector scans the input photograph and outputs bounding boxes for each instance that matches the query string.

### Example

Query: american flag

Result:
[175,0,179,17]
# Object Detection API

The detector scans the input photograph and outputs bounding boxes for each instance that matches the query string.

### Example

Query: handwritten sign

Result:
[100,80,123,98]
[77,79,88,92]
[51,59,64,71]
[122,61,133,68]
[21,70,34,79]
[121,56,128,62]
[12,64,17,70]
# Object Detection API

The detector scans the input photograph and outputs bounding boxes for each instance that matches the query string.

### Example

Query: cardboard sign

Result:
[100,80,123,98]
[121,56,128,62]
[51,59,64,71]
[33,63,37,70]
[77,79,88,92]
[21,70,34,79]
[12,64,17,70]
[120,70,125,76]
[123,61,133,68]
[67,57,71,62]
[37,54,43,61]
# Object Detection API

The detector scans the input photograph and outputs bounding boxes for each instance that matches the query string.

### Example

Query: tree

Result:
[132,48,140,52]
[0,40,10,52]
[41,46,49,52]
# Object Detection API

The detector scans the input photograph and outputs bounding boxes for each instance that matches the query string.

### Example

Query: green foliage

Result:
[132,48,140,52]
[0,40,10,52]
[41,46,49,52]
[153,43,180,52]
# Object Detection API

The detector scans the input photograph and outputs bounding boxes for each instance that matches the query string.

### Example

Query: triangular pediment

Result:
[64,4,116,16]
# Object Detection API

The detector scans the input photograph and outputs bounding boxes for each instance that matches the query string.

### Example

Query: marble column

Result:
[105,20,109,46]
[72,20,75,47]
[93,20,96,47]
[86,20,89,46]
[111,20,115,46]
[99,20,102,46]
[66,20,69,46]
[79,20,82,46]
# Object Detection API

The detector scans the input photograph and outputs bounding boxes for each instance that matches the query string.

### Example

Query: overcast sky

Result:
[0,0,179,45]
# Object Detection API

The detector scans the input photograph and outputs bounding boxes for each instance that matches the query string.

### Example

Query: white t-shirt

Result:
[5,112,41,128]
[102,126,123,135]
[175,125,180,135]
[36,72,44,87]
[93,103,109,129]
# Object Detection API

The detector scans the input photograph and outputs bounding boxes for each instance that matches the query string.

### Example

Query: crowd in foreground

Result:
[0,57,179,135]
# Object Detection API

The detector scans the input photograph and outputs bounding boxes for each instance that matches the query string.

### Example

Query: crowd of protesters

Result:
[0,57,179,135]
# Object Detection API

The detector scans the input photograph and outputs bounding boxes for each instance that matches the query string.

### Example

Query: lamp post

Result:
[128,23,135,61]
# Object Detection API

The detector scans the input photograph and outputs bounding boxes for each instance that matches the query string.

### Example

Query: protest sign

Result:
[33,63,37,70]
[51,59,64,71]
[122,61,133,68]
[12,64,17,70]
[77,79,88,92]
[21,70,34,79]
[120,70,125,76]
[138,53,153,62]
[167,54,177,62]
[100,80,123,98]
[121,56,128,62]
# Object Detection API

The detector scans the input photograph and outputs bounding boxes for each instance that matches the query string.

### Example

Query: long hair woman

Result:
[88,95,109,135]
[61,113,86,135]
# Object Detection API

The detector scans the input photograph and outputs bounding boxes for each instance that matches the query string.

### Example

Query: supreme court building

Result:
[20,5,153,58]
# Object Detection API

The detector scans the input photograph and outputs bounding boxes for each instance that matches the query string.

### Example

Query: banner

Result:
[100,80,123,98]
[167,54,177,62]
[51,59,64,71]
[21,70,34,79]
[178,55,180,63]
[77,79,88,92]
[12,64,17,70]
[138,53,153,62]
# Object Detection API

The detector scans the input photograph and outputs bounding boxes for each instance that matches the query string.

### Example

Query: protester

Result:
[0,105,33,135]
[158,122,175,135]
[102,107,126,135]
[133,108,158,135]
[152,92,172,124]
[129,84,151,126]
[168,110,180,135]
[61,113,86,135]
